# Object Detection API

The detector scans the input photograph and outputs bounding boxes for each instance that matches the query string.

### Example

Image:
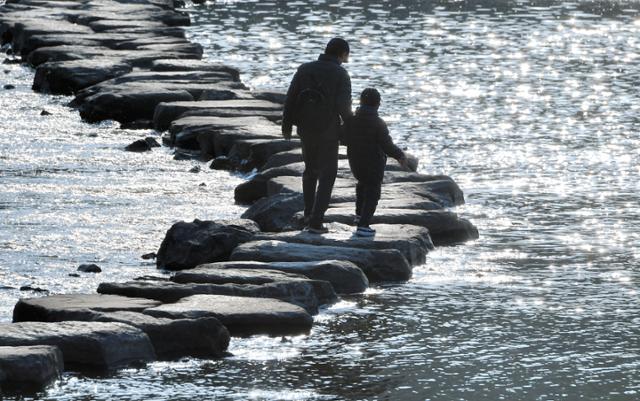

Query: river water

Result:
[2,0,640,400]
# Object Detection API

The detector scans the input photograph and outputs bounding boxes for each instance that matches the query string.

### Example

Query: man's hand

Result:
[282,125,292,141]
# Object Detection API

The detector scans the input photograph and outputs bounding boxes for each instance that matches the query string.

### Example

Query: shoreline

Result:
[0,0,477,395]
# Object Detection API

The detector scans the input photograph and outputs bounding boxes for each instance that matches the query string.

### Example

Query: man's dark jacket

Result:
[344,105,405,183]
[282,54,352,141]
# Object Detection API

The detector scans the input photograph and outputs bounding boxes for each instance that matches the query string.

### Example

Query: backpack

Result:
[294,77,332,134]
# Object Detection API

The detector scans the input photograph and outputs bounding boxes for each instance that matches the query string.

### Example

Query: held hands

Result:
[397,155,410,171]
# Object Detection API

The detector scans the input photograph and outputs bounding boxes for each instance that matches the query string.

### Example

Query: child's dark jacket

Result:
[343,106,404,183]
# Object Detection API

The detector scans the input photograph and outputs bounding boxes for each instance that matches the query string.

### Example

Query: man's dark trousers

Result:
[300,133,339,227]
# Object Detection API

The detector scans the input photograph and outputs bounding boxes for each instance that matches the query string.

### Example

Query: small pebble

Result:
[141,252,157,260]
[199,182,207,187]
[3,70,9,74]
[40,109,52,116]
[68,273,80,278]
[19,285,48,293]
[3,84,15,90]
[189,166,201,173]
[77,263,102,273]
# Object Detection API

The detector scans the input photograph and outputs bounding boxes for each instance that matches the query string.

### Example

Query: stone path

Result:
[0,0,479,393]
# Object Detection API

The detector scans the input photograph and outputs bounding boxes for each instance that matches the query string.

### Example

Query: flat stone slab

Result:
[322,208,480,246]
[156,219,260,270]
[144,294,313,336]
[32,58,133,95]
[0,345,63,391]
[150,59,240,80]
[230,240,412,283]
[254,223,434,266]
[62,311,230,360]
[154,99,282,131]
[97,277,336,314]
[13,294,161,323]
[172,267,313,286]
[0,321,155,370]
[185,261,369,295]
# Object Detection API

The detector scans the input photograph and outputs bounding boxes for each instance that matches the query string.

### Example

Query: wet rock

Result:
[78,87,194,124]
[19,286,48,293]
[67,273,80,278]
[141,252,157,260]
[153,99,282,131]
[32,58,133,95]
[210,155,240,171]
[150,59,240,81]
[251,90,286,104]
[231,240,412,283]
[321,208,479,246]
[98,275,336,313]
[77,263,101,273]
[189,165,201,173]
[125,139,152,152]
[228,138,301,172]
[13,294,161,323]
[0,321,155,370]
[156,219,260,270]
[120,119,153,130]
[40,109,51,116]
[185,260,369,295]
[55,310,229,360]
[3,84,15,89]
[255,223,434,266]
[0,345,63,391]
[144,294,313,336]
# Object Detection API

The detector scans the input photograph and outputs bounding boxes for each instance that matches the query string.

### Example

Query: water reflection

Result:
[3,0,640,399]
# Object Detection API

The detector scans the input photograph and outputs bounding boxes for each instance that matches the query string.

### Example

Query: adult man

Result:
[282,38,353,234]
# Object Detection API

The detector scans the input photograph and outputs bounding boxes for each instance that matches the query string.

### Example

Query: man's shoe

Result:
[355,226,376,237]
[306,224,329,234]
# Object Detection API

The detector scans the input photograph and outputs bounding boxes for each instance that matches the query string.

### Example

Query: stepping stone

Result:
[230,240,412,283]
[54,311,230,360]
[12,294,161,323]
[0,321,155,370]
[32,58,132,94]
[184,260,369,295]
[154,99,282,131]
[97,276,336,314]
[150,59,240,80]
[254,223,434,266]
[0,345,63,391]
[322,208,479,246]
[144,294,313,336]
[156,219,260,271]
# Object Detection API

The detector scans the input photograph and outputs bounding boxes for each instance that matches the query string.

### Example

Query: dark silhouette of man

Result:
[282,38,352,233]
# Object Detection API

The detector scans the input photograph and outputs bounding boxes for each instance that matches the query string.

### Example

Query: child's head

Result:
[360,88,381,108]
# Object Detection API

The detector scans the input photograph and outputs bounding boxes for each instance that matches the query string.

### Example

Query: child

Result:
[343,88,408,237]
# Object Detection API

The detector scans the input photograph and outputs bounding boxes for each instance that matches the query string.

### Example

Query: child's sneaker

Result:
[355,226,376,237]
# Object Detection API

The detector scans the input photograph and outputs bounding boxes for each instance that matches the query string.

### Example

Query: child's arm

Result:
[378,121,407,166]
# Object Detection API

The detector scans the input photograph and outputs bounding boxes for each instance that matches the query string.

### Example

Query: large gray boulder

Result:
[0,321,155,370]
[154,99,282,131]
[12,294,161,323]
[254,223,434,266]
[97,277,336,314]
[0,345,63,391]
[230,240,412,283]
[156,219,260,270]
[184,260,369,295]
[32,58,133,95]
[45,310,230,360]
[144,294,313,336]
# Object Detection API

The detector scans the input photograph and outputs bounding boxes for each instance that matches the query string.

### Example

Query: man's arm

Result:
[282,70,300,140]
[335,69,353,123]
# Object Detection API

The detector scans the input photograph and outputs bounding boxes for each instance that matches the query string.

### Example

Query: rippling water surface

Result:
[2,0,640,400]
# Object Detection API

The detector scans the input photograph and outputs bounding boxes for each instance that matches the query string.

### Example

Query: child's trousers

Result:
[355,181,382,228]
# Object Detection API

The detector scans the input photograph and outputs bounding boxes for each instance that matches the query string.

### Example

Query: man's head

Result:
[325,37,350,64]
[360,88,381,108]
